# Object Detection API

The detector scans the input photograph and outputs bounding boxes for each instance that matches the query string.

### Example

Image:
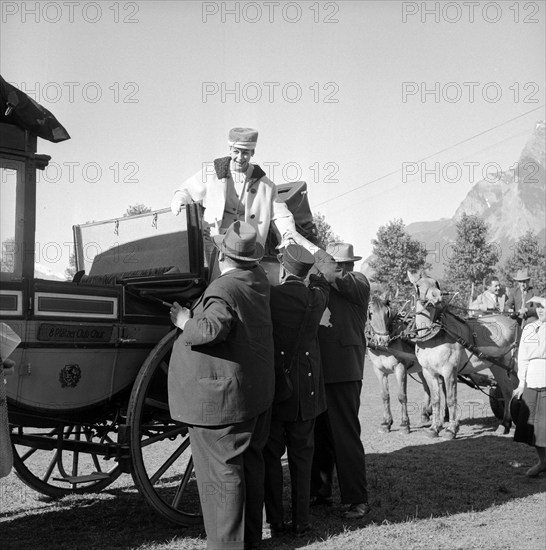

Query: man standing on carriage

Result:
[170,127,318,268]
[168,221,274,550]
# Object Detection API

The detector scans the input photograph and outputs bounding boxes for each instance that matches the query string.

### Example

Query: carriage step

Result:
[53,472,112,484]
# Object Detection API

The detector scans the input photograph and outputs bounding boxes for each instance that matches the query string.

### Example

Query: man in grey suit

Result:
[168,221,274,550]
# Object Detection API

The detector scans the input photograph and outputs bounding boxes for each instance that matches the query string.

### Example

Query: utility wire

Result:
[314,105,545,208]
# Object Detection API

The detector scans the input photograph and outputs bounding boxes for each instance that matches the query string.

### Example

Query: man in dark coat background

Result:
[506,268,538,327]
[168,221,274,550]
[263,244,329,537]
[311,242,371,519]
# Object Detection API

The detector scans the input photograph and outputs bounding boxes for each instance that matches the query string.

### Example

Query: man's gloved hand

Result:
[170,189,194,215]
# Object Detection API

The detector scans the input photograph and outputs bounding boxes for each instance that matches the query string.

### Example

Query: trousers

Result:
[311,380,368,504]
[189,409,270,550]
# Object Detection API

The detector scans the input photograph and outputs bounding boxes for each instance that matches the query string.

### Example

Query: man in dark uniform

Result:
[263,244,329,537]
[168,221,274,550]
[311,242,371,519]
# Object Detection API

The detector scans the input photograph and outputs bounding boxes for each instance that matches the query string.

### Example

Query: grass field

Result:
[1,362,545,550]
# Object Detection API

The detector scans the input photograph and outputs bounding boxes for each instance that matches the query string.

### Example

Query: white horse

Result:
[366,293,447,433]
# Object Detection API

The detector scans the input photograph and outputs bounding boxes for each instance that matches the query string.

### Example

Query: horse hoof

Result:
[400,422,410,434]
[495,425,510,436]
[379,422,392,433]
[425,428,439,438]
[442,429,456,440]
[420,414,431,426]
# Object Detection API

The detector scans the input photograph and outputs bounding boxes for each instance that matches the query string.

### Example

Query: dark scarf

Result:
[214,156,266,181]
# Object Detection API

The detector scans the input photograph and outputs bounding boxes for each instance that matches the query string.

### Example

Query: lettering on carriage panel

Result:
[37,323,113,342]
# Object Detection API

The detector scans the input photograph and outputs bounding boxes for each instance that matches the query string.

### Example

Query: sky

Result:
[1,0,545,275]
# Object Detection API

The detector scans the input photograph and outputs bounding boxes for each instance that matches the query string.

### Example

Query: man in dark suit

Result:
[168,221,274,550]
[263,244,329,537]
[311,242,371,519]
[506,268,538,327]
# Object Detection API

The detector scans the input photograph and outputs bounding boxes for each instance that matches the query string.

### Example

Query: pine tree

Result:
[369,219,430,297]
[500,230,546,294]
[312,212,341,249]
[444,214,500,305]
[124,203,152,217]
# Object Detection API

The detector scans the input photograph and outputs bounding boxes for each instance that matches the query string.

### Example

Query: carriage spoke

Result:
[140,424,188,447]
[172,456,194,509]
[42,452,59,483]
[159,359,169,376]
[150,436,191,484]
[144,397,169,411]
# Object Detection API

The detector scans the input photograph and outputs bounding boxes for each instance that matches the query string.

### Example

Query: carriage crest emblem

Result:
[59,364,82,388]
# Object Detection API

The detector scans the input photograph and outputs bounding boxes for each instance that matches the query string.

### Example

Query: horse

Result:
[366,293,447,433]
[406,271,520,439]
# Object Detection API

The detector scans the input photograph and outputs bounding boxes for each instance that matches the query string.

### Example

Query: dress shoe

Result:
[343,502,371,519]
[526,462,546,477]
[292,523,311,537]
[309,495,333,507]
[268,522,287,537]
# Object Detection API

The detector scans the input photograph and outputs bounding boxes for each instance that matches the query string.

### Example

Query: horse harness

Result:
[405,302,518,375]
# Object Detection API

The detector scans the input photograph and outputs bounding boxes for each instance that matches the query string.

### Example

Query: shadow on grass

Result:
[2,434,544,550]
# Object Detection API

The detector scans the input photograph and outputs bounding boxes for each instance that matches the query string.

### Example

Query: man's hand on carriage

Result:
[170,189,194,215]
[170,301,191,329]
[1,357,15,377]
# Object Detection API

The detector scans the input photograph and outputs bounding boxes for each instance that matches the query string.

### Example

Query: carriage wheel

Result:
[489,385,505,420]
[11,423,122,498]
[127,329,202,526]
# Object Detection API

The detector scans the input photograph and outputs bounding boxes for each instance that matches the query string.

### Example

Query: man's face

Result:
[517,280,529,292]
[488,279,501,295]
[536,304,545,323]
[338,261,354,275]
[229,147,254,172]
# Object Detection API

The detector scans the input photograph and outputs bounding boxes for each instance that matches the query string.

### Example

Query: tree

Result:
[65,251,77,280]
[124,203,152,217]
[312,212,341,249]
[369,219,431,297]
[1,236,15,273]
[444,214,499,305]
[500,230,546,295]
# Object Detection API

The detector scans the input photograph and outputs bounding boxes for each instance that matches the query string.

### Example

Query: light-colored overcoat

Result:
[176,157,297,246]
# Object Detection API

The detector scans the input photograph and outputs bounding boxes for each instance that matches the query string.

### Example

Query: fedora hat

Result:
[228,127,258,150]
[513,268,531,281]
[527,296,545,308]
[325,242,362,262]
[279,244,315,278]
[212,221,264,262]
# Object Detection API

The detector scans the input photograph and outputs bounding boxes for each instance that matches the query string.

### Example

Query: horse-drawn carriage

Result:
[0,120,314,524]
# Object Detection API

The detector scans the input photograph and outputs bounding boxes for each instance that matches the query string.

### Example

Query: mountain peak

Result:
[406,121,546,279]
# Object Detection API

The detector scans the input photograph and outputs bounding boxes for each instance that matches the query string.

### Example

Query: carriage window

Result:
[75,208,192,278]
[0,161,24,279]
